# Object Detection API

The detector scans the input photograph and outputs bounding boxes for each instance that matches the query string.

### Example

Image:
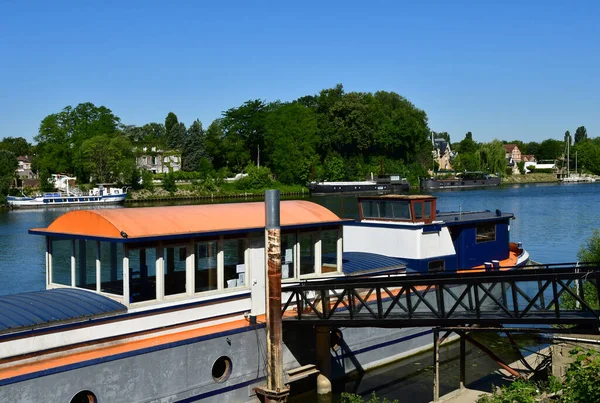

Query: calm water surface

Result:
[1,183,599,295]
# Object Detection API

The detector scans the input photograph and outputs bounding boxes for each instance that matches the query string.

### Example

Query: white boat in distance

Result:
[7,174,127,208]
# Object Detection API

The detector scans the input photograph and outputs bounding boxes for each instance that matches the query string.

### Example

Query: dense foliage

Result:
[0,150,18,203]
[478,349,600,403]
[0,85,598,197]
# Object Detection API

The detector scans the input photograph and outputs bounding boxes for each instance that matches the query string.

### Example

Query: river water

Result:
[0,183,598,400]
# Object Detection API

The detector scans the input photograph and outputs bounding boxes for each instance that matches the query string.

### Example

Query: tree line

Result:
[0,83,597,201]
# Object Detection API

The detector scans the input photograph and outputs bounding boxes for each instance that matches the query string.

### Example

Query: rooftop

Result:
[30,200,344,241]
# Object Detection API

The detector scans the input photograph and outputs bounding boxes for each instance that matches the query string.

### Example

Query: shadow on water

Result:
[289,332,547,403]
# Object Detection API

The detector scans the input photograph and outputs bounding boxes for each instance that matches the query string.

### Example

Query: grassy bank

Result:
[126,183,308,202]
[501,173,558,184]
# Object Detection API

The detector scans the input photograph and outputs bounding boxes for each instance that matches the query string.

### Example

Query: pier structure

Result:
[279,262,600,400]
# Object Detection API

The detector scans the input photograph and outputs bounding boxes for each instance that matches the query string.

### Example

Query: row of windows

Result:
[49,228,341,305]
[361,200,433,221]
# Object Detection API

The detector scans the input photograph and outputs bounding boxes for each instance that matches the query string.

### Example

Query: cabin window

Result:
[424,201,432,219]
[361,200,378,219]
[476,223,496,243]
[321,229,338,273]
[299,232,316,275]
[196,240,218,292]
[128,247,157,303]
[99,242,124,296]
[164,246,187,296]
[392,201,411,220]
[75,239,97,291]
[414,202,423,220]
[428,260,445,273]
[281,232,296,279]
[50,238,72,286]
[223,238,246,288]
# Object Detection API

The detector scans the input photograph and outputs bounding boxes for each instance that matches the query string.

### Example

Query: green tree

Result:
[457,132,478,154]
[222,99,270,167]
[167,122,186,150]
[574,126,587,144]
[205,119,227,169]
[452,152,480,172]
[182,119,209,172]
[37,169,54,192]
[0,150,18,199]
[0,137,32,157]
[264,102,319,184]
[76,134,134,183]
[479,140,507,176]
[525,141,540,159]
[572,140,600,175]
[323,152,345,181]
[35,103,121,176]
[164,112,179,135]
[536,138,563,161]
[564,130,572,147]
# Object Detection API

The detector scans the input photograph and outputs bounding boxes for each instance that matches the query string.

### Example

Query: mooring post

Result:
[459,331,466,389]
[255,190,290,403]
[315,326,332,399]
[433,328,440,401]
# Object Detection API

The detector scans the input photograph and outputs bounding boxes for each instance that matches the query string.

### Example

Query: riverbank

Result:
[125,184,308,203]
[501,173,557,184]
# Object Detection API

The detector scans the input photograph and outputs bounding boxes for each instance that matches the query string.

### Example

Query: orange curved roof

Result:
[30,201,342,240]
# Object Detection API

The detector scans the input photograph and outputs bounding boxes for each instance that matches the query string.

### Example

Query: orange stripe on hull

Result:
[0,316,259,381]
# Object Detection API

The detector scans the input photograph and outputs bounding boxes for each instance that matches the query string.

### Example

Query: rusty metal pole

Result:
[433,328,440,401]
[459,332,466,389]
[255,190,290,402]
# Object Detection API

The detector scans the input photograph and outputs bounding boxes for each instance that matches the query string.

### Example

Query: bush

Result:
[341,392,398,403]
[162,173,177,193]
[477,349,600,403]
[517,161,526,175]
[505,167,513,176]
[235,165,273,190]
[141,170,155,192]
[562,348,600,402]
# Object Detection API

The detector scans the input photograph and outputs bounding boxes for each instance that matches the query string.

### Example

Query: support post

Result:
[255,190,290,402]
[433,328,440,402]
[316,326,332,399]
[460,331,466,389]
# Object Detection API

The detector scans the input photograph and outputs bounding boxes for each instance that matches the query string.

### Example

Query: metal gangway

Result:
[281,263,600,328]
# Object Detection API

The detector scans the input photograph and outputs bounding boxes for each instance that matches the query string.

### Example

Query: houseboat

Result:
[7,175,127,208]
[0,196,527,402]
[420,171,501,190]
[309,175,410,195]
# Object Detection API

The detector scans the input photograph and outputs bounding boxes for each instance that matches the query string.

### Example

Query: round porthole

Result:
[212,356,233,383]
[70,390,97,403]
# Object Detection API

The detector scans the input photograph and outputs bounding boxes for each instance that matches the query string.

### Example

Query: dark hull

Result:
[309,182,410,195]
[420,177,501,190]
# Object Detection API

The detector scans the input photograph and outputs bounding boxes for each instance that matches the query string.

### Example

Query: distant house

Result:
[15,155,36,179]
[503,144,522,163]
[136,147,181,174]
[433,138,455,171]
[522,155,537,163]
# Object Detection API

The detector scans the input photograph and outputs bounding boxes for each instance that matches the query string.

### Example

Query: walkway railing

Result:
[282,263,600,328]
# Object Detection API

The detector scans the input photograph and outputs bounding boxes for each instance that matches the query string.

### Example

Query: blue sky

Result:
[0,0,598,144]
